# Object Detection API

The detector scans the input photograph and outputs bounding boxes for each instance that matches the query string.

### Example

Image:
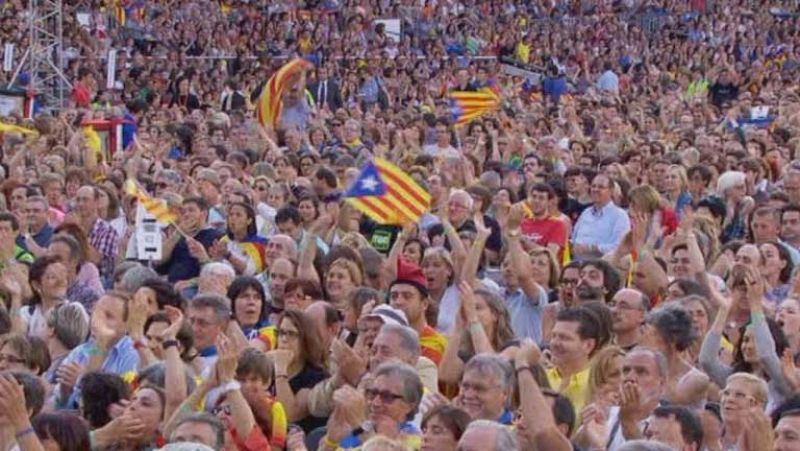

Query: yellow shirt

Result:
[515,42,531,64]
[546,366,591,415]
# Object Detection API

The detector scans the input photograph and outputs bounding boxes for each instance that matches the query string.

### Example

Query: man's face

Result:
[622,351,664,400]
[549,320,593,368]
[180,202,206,231]
[10,187,27,211]
[609,289,645,334]
[268,258,294,300]
[170,421,218,448]
[528,190,549,216]
[458,368,507,420]
[783,174,800,204]
[154,177,176,196]
[590,175,612,205]
[650,163,669,190]
[774,415,800,451]
[187,306,224,350]
[645,415,692,451]
[781,211,800,243]
[366,374,413,424]
[566,175,587,195]
[43,182,63,206]
[25,200,48,231]
[276,220,301,241]
[74,187,97,218]
[389,284,426,326]
[369,329,413,370]
[436,125,450,146]
[751,214,779,243]
[576,264,606,300]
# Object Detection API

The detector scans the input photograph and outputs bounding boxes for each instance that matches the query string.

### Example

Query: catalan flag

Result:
[255,58,312,129]
[114,0,126,26]
[124,179,177,225]
[449,87,501,127]
[344,158,431,225]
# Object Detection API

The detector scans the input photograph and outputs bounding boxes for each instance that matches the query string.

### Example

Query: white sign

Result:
[135,203,163,261]
[374,19,401,42]
[106,49,117,90]
[3,44,14,72]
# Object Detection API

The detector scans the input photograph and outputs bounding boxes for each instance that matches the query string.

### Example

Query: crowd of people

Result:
[1,0,800,450]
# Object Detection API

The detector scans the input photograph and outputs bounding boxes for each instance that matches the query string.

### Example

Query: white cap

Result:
[365,305,408,327]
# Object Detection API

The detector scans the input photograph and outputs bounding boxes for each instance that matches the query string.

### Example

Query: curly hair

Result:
[646,304,697,352]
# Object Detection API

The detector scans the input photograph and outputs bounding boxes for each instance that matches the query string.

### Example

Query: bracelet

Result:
[515,365,531,373]
[133,340,146,350]
[323,435,339,448]
[15,426,34,439]
[275,373,289,379]
[162,339,179,350]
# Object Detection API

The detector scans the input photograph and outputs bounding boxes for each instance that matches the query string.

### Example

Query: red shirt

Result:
[521,216,568,249]
[71,81,91,108]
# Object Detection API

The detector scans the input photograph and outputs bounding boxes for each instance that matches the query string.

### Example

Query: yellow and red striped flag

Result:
[0,121,37,135]
[449,87,501,128]
[255,58,312,129]
[344,158,431,225]
[124,179,177,225]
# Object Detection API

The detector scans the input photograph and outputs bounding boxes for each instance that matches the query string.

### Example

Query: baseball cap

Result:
[365,305,408,327]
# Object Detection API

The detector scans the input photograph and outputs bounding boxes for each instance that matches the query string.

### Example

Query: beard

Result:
[576,283,605,302]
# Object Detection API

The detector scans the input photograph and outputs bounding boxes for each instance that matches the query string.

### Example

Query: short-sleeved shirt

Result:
[286,365,328,433]
[504,287,545,344]
[521,216,568,249]
[546,365,591,416]
[158,228,223,283]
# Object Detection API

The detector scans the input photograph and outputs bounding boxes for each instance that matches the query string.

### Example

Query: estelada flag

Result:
[449,87,501,127]
[344,158,431,225]
[255,58,312,129]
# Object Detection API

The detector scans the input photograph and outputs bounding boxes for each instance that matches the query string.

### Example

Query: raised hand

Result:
[215,334,239,384]
[0,375,31,429]
[56,361,83,394]
[161,305,185,341]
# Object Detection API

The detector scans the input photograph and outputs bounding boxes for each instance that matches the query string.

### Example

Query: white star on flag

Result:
[361,176,380,192]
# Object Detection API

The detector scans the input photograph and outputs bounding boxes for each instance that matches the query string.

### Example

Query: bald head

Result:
[304,301,341,348]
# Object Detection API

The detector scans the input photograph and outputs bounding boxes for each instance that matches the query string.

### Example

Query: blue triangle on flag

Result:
[345,161,388,198]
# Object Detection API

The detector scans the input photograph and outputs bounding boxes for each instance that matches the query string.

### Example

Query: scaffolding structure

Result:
[7,0,71,112]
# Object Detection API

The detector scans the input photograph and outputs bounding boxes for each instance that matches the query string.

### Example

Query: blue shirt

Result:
[572,202,631,254]
[56,336,139,409]
[597,70,619,93]
[504,287,545,345]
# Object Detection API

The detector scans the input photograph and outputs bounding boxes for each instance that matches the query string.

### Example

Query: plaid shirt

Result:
[88,218,118,287]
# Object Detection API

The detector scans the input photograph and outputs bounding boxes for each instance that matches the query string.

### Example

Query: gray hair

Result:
[118,264,159,292]
[26,195,49,210]
[199,261,235,280]
[463,353,514,392]
[190,294,231,323]
[155,169,182,185]
[617,440,674,451]
[379,323,420,362]
[170,412,225,450]
[138,362,197,394]
[462,420,519,451]
[716,171,746,196]
[374,362,423,420]
[627,346,669,379]
[47,303,89,350]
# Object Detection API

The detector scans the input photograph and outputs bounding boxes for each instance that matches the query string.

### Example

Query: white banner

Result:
[3,44,14,72]
[135,203,163,261]
[106,49,117,89]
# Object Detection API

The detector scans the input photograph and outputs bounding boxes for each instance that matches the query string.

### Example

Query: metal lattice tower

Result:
[8,0,71,111]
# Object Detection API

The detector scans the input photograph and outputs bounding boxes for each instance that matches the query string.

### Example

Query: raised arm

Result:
[507,229,545,302]
[162,306,189,422]
[459,214,492,286]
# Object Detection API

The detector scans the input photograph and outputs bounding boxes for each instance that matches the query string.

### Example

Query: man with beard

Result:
[576,259,621,304]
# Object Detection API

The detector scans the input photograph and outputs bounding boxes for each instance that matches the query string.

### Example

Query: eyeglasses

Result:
[212,404,232,416]
[0,354,26,365]
[560,278,579,286]
[278,328,300,339]
[187,317,216,328]
[364,388,405,404]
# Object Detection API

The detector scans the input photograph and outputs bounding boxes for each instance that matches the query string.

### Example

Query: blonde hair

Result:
[628,185,662,213]
[668,165,688,191]
[328,257,364,287]
[362,436,411,451]
[529,247,560,288]
[588,345,625,402]
[726,372,769,407]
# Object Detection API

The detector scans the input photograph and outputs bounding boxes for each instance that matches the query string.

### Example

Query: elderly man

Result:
[456,354,514,424]
[196,262,235,298]
[186,294,231,371]
[571,173,630,259]
[457,420,519,451]
[169,413,225,449]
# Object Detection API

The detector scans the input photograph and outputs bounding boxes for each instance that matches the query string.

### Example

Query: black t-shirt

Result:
[286,365,329,433]
[709,82,739,106]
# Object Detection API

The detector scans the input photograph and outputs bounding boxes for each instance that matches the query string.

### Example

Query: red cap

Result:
[393,257,428,295]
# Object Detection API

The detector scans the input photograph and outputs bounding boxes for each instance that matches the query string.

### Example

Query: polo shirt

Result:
[546,365,591,416]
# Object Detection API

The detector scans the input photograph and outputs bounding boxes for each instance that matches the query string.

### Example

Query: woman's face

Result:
[133,287,159,317]
[39,262,68,301]
[726,181,746,202]
[96,190,110,215]
[665,169,681,192]
[720,378,759,423]
[421,414,459,451]
[759,243,786,282]
[145,321,168,360]
[422,254,451,291]
[777,298,800,338]
[325,265,355,303]
[298,199,317,223]
[474,294,497,338]
[234,286,263,328]
[227,205,251,236]
[276,317,301,360]
[684,299,710,336]
[124,388,164,439]
[402,242,423,265]
[530,253,552,287]
[0,344,27,372]
[492,189,511,208]
[266,187,285,208]
[740,327,758,363]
